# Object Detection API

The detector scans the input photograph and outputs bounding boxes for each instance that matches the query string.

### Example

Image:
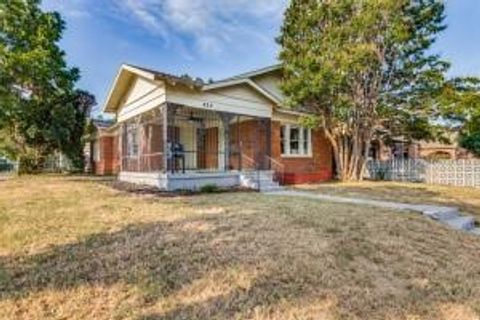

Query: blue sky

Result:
[41,0,480,115]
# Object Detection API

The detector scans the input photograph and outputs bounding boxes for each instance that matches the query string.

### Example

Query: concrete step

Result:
[251,182,280,189]
[470,228,480,236]
[422,208,459,221]
[443,216,476,231]
[241,173,275,179]
[260,185,285,192]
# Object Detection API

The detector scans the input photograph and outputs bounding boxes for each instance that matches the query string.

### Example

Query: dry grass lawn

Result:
[1,176,480,320]
[295,181,480,220]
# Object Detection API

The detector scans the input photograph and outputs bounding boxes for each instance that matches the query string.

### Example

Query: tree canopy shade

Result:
[0,0,95,172]
[278,0,480,181]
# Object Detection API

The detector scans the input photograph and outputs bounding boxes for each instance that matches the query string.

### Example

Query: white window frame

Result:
[281,124,312,157]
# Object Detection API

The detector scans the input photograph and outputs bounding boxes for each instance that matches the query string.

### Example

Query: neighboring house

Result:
[370,135,476,161]
[94,64,333,190]
[85,119,118,174]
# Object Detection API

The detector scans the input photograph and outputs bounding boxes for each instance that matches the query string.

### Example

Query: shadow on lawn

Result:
[0,211,332,319]
[1,200,480,319]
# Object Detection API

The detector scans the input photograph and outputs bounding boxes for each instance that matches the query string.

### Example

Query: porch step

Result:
[259,185,285,192]
[239,170,283,191]
[240,171,275,180]
[443,216,476,231]
[421,207,459,221]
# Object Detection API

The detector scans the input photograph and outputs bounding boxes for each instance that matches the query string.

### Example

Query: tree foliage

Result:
[436,77,480,156]
[279,0,478,180]
[0,0,95,173]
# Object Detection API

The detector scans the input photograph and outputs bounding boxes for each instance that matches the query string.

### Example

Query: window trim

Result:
[280,124,313,158]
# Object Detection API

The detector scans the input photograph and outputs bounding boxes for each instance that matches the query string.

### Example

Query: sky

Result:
[41,0,480,115]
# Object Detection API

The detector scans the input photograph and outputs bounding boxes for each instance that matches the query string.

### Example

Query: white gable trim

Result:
[203,79,281,105]
[103,64,158,113]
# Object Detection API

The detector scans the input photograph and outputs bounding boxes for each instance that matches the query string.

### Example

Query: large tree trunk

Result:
[326,131,368,182]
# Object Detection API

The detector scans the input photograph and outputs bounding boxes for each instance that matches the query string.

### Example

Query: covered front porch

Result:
[118,103,278,190]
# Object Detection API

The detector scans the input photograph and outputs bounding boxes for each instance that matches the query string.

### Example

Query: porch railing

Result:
[266,155,285,185]
[122,152,164,172]
[240,153,261,190]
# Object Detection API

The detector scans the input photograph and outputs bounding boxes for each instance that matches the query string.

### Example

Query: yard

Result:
[1,177,480,320]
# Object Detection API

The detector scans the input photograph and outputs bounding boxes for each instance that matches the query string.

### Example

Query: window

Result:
[126,124,139,156]
[281,124,312,156]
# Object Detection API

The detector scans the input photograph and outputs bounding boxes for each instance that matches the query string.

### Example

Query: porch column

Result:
[121,122,127,172]
[161,103,168,173]
[237,115,241,171]
[263,118,272,170]
[220,112,235,171]
[163,103,179,173]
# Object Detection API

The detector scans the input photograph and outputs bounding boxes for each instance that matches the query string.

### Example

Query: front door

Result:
[196,127,219,170]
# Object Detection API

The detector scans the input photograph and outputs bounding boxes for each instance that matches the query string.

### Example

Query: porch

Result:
[118,103,282,191]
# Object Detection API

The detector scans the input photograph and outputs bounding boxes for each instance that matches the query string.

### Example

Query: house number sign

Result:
[202,102,214,109]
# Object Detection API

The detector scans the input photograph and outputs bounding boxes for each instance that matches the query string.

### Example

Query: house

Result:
[93,64,333,190]
[369,135,475,161]
[85,119,117,174]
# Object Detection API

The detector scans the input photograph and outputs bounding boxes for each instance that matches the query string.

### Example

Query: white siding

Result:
[251,73,284,102]
[118,77,166,122]
[168,84,273,118]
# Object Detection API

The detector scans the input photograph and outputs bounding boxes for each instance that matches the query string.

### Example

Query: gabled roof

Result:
[125,64,205,88]
[218,64,282,82]
[103,63,283,113]
[202,64,283,104]
[103,64,204,113]
[202,78,282,105]
[92,118,114,129]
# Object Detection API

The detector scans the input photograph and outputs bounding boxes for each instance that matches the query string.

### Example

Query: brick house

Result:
[93,64,333,190]
[369,136,476,161]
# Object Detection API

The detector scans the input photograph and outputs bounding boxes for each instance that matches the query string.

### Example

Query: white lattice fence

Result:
[366,159,480,188]
[366,159,427,182]
[426,160,480,187]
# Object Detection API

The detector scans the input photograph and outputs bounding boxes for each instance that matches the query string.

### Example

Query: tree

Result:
[434,77,480,156]
[0,0,95,173]
[278,0,471,181]
[459,112,480,157]
[460,131,480,157]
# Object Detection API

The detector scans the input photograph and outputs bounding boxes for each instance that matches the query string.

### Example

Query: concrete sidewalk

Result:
[265,190,480,235]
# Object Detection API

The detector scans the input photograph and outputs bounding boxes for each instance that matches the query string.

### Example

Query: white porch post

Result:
[220,113,234,171]
[161,103,168,173]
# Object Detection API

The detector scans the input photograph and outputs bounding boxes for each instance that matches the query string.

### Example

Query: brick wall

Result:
[271,121,333,184]
[94,135,118,175]
[94,119,334,184]
[229,119,270,170]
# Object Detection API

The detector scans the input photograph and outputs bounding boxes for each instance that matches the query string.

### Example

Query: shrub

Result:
[199,184,219,193]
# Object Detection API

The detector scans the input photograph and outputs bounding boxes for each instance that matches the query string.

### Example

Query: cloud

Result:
[42,0,91,19]
[120,0,169,39]
[116,0,287,56]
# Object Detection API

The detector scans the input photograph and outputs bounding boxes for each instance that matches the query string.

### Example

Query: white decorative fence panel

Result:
[366,159,480,188]
[426,160,480,187]
[366,159,427,182]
